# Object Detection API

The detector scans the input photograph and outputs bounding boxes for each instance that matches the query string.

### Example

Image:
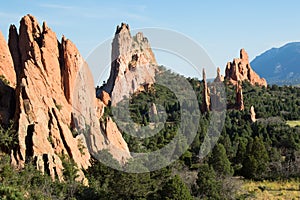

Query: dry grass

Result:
[238,179,300,200]
[286,120,300,127]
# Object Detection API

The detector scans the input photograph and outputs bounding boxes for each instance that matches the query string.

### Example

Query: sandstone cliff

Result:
[0,15,131,181]
[98,23,158,106]
[225,49,267,87]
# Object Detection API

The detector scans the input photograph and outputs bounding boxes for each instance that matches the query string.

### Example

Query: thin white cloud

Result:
[39,3,75,10]
[0,12,20,19]
[128,5,147,12]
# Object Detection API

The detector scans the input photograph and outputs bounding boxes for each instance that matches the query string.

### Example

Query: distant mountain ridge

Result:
[251,42,300,85]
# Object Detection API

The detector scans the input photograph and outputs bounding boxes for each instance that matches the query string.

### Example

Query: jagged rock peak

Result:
[214,67,224,82]
[225,49,267,87]
[115,22,130,34]
[8,25,21,80]
[202,68,207,81]
[240,48,249,61]
[101,23,158,105]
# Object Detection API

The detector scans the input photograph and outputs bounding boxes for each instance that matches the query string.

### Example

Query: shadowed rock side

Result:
[0,30,16,126]
[99,23,158,106]
[0,14,130,182]
[225,49,267,87]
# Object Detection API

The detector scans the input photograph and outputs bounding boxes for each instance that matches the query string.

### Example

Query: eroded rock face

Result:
[103,117,130,164]
[12,15,90,181]
[101,23,158,106]
[3,15,130,181]
[225,49,267,87]
[0,31,16,88]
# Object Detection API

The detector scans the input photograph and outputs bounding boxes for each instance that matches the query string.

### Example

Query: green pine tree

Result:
[209,144,233,176]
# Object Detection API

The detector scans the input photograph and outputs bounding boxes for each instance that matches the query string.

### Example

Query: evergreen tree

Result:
[209,144,233,176]
[241,137,269,179]
[159,175,193,200]
[195,164,221,199]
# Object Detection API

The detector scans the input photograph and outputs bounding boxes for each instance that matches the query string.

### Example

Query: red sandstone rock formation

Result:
[102,23,158,106]
[0,15,131,181]
[225,49,267,87]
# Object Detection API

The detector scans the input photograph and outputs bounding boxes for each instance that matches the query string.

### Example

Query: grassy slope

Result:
[238,180,300,200]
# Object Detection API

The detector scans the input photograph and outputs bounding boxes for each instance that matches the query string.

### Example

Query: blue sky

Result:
[1,0,300,81]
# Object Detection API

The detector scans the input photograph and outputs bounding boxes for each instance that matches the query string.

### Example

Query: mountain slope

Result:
[251,42,300,85]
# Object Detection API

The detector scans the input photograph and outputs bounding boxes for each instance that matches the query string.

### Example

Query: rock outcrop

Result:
[250,106,256,122]
[0,15,131,182]
[201,69,210,113]
[150,102,158,116]
[99,23,158,106]
[235,82,244,111]
[214,67,224,83]
[225,49,267,87]
[98,90,111,106]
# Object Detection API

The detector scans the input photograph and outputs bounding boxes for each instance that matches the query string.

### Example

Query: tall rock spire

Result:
[250,105,256,122]
[201,68,211,112]
[214,67,224,82]
[236,82,244,111]
[100,23,157,106]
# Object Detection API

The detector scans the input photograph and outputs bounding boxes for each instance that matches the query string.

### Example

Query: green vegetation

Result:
[0,68,299,199]
[0,75,10,86]
[0,122,17,153]
[55,103,63,111]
